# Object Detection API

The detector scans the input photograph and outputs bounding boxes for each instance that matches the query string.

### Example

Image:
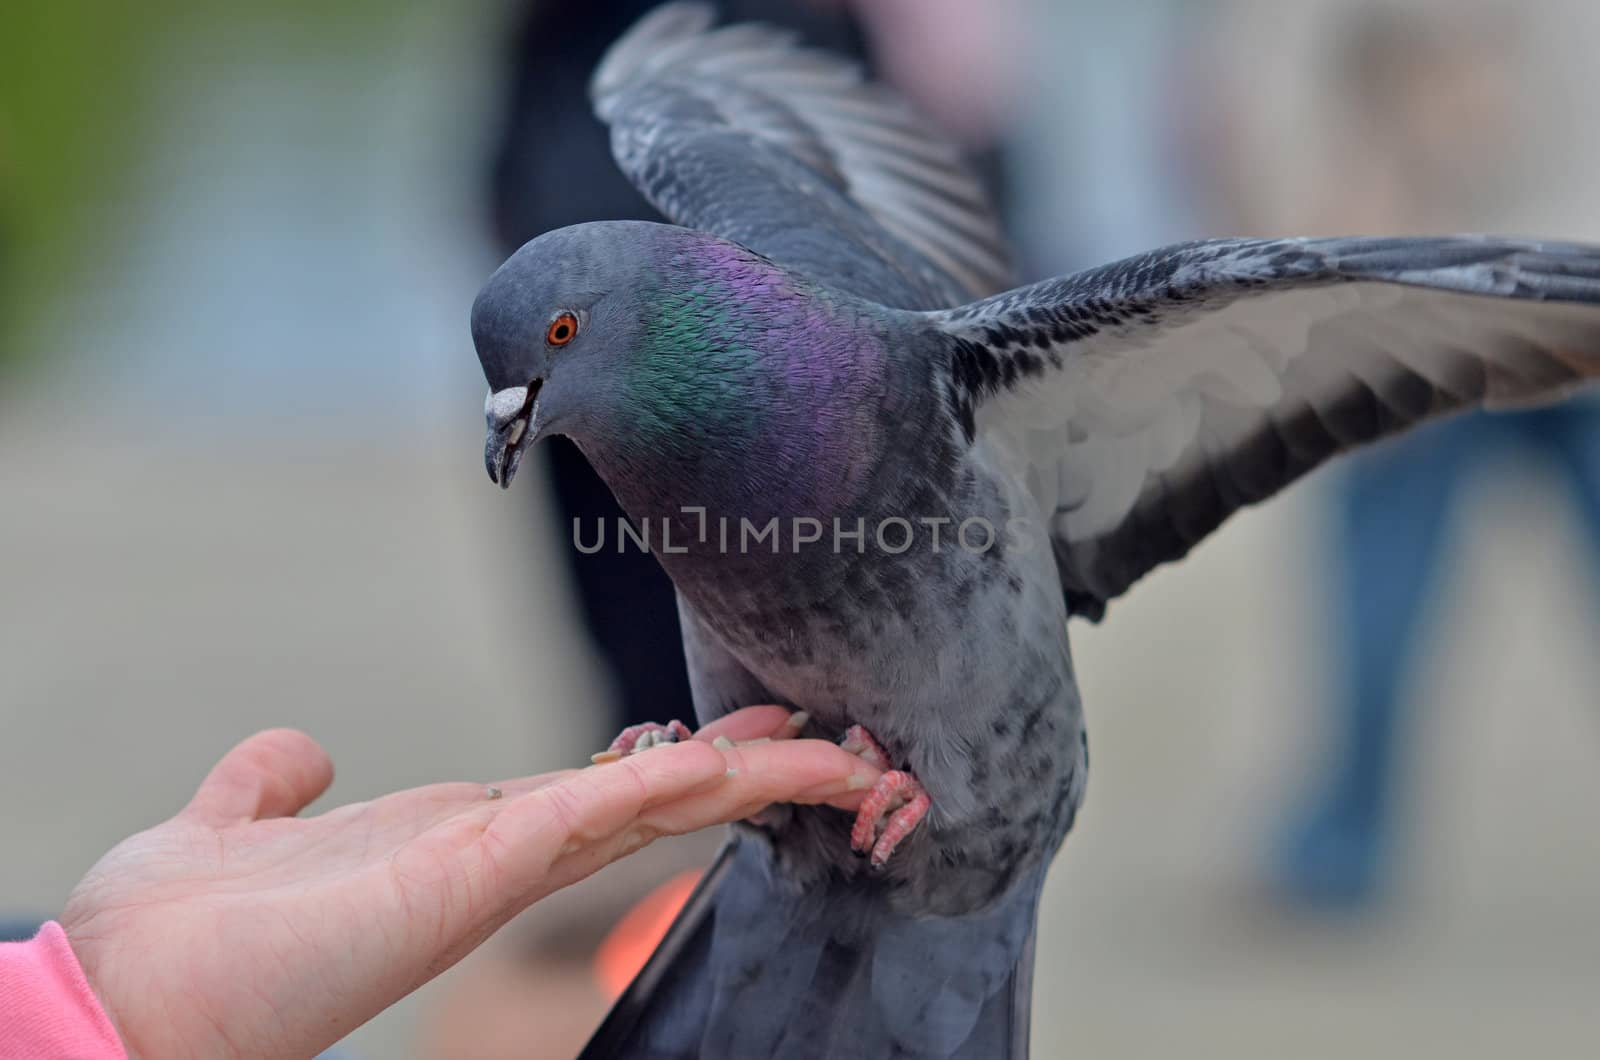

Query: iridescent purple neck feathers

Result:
[581,238,896,525]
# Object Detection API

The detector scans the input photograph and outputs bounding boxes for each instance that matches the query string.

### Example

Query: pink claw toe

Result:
[839,723,891,771]
[840,724,930,868]
[608,719,694,756]
[849,770,931,868]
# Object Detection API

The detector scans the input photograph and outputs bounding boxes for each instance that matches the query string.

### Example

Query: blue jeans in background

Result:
[1278,403,1600,906]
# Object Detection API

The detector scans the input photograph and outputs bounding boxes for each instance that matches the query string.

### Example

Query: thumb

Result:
[182,728,334,826]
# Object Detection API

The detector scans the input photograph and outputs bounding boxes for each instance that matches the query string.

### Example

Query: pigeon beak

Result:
[484,381,541,489]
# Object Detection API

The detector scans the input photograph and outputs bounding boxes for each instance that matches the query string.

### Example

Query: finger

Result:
[645,738,880,833]
[721,738,881,807]
[307,771,578,839]
[484,770,577,798]
[181,728,334,826]
[692,705,810,744]
[480,740,734,899]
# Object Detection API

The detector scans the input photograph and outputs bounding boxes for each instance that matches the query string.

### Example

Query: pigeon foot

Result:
[841,724,929,868]
[596,719,694,762]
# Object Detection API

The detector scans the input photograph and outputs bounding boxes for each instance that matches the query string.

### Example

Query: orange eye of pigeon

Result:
[546,312,578,347]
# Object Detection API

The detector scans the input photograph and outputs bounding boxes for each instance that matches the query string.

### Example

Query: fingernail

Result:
[740,737,771,747]
[784,711,811,734]
[725,767,740,779]
[847,772,870,791]
[590,749,623,765]
[712,735,735,750]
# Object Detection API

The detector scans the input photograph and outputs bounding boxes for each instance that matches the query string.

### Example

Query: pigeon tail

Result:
[580,832,1041,1060]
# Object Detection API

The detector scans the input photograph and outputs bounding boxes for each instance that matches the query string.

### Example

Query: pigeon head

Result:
[473,220,675,489]
[473,220,891,519]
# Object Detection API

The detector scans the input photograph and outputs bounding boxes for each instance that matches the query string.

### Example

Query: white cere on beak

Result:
[486,386,530,425]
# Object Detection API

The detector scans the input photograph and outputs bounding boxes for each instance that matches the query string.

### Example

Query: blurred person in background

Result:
[1256,8,1600,907]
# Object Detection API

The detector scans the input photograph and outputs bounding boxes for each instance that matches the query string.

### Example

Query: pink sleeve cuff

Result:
[0,921,128,1059]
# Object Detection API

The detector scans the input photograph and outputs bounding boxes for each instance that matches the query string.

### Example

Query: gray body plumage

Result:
[467,7,1600,1058]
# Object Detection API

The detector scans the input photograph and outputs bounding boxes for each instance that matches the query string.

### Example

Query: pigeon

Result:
[469,5,1600,1058]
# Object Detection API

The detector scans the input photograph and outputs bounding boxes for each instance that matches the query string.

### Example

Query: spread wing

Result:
[591,2,1011,310]
[930,236,1600,619]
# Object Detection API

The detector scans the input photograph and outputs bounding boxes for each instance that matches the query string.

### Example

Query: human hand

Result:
[60,706,877,1059]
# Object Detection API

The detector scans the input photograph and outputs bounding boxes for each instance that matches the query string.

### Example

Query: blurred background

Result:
[4,0,1599,1057]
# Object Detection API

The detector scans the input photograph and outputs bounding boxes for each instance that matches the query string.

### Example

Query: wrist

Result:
[64,931,139,1060]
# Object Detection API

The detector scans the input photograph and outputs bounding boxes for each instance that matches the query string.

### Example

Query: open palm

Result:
[59,708,875,1059]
